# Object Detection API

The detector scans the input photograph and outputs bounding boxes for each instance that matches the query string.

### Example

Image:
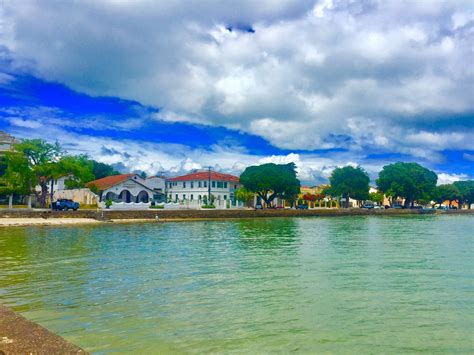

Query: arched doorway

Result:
[119,190,132,203]
[136,190,149,203]
[105,191,115,202]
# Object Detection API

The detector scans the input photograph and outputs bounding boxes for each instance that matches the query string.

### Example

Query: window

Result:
[190,194,194,200]
[224,182,228,188]
[234,185,237,189]
[175,194,178,201]
[183,182,186,188]
[224,195,227,200]
[212,181,216,188]
[191,182,194,188]
[183,194,186,200]
[204,181,207,188]
[217,181,223,188]
[198,181,202,188]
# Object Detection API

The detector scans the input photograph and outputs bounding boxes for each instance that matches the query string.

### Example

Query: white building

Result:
[145,176,166,202]
[167,170,241,204]
[0,130,17,156]
[86,173,155,203]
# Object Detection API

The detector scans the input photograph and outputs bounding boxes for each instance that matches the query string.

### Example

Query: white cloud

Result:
[437,173,469,185]
[0,0,473,158]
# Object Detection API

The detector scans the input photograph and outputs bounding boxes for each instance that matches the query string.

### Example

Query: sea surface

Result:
[0,215,473,353]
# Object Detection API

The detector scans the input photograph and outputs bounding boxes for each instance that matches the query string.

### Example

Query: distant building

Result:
[86,174,155,203]
[145,176,166,202]
[167,170,240,203]
[0,130,17,155]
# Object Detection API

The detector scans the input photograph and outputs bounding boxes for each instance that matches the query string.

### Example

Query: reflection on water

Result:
[0,215,473,353]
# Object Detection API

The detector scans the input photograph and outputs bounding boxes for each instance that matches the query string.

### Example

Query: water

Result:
[0,215,473,353]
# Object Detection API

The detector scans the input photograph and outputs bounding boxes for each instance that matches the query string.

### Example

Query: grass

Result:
[0,205,29,209]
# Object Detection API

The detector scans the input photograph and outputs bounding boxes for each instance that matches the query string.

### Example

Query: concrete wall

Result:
[54,188,98,205]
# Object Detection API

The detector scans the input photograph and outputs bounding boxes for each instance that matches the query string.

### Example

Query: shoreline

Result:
[0,208,472,227]
[0,305,86,353]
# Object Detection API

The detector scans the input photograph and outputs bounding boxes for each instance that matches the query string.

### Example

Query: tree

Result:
[369,191,384,205]
[57,154,95,189]
[303,193,317,202]
[9,139,63,208]
[453,180,474,209]
[327,166,370,208]
[140,171,147,179]
[90,160,120,179]
[434,184,460,207]
[240,163,300,207]
[235,187,255,207]
[1,150,34,207]
[376,162,437,208]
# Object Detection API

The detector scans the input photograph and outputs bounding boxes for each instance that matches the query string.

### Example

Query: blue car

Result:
[52,199,80,211]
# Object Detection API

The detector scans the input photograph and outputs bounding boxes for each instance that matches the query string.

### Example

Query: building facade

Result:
[86,174,155,203]
[0,130,17,156]
[167,171,240,203]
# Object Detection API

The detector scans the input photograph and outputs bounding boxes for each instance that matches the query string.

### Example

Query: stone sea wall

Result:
[0,208,472,220]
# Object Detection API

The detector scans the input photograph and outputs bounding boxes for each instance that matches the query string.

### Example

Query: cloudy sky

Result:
[0,0,473,184]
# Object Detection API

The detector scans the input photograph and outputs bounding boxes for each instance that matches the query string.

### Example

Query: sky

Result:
[0,0,473,185]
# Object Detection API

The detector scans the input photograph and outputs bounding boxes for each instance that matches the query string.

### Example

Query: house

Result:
[86,174,155,203]
[167,170,240,204]
[0,130,17,156]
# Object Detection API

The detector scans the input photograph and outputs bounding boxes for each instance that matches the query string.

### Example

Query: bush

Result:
[201,204,216,209]
[105,199,113,209]
[150,205,164,209]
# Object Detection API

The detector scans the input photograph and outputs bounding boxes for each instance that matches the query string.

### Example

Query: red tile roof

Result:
[86,174,136,190]
[169,171,239,183]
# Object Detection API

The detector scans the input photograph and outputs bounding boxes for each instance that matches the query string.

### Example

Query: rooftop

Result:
[86,173,136,190]
[169,171,239,183]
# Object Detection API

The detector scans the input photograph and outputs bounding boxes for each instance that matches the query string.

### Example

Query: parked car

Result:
[52,199,80,211]
[255,204,263,210]
[411,205,423,209]
[392,204,404,209]
[437,205,449,211]
[373,205,383,209]
[361,203,374,209]
[296,204,309,209]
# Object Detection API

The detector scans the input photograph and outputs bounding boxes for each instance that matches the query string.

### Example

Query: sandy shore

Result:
[0,218,102,227]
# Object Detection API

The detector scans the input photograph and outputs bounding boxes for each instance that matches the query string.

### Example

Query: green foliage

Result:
[240,163,300,207]
[3,139,64,207]
[201,204,216,209]
[434,184,460,205]
[105,199,113,208]
[369,191,384,204]
[1,150,33,196]
[376,162,437,207]
[235,187,254,206]
[328,166,370,207]
[90,160,120,180]
[150,204,164,209]
[57,154,95,189]
[453,180,474,208]
[88,183,100,195]
[140,171,147,179]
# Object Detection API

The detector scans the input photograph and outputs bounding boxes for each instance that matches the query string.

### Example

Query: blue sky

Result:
[0,0,473,184]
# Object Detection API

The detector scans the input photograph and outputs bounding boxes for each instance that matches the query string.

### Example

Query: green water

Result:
[0,215,473,353]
